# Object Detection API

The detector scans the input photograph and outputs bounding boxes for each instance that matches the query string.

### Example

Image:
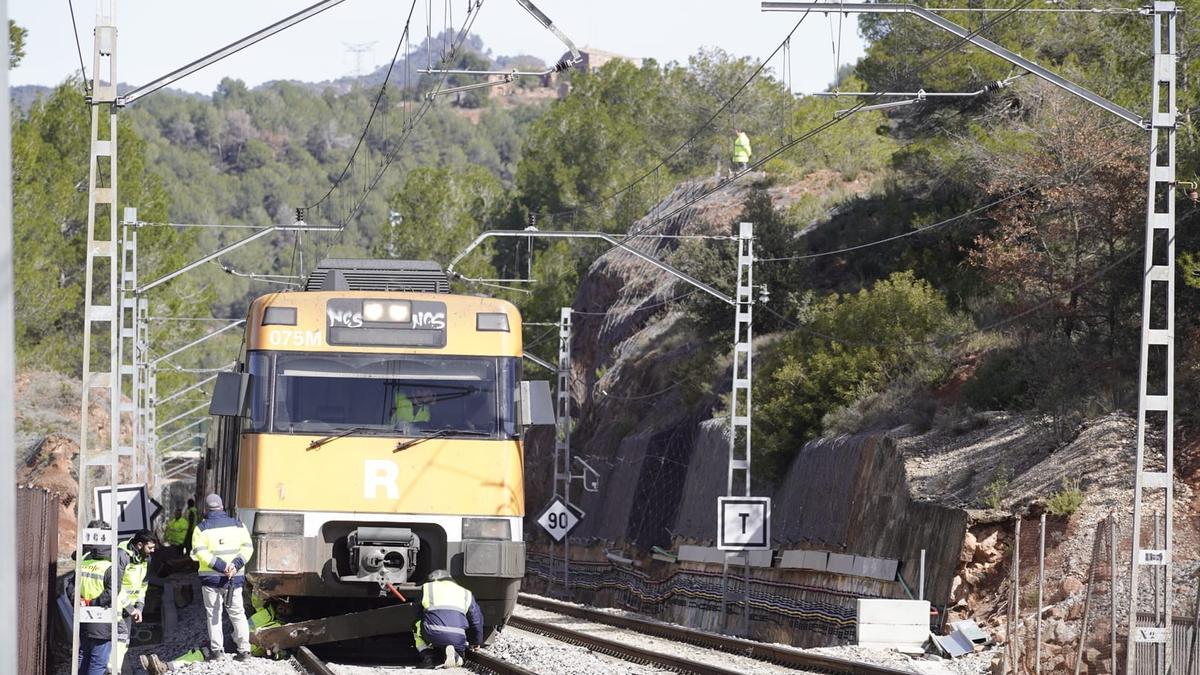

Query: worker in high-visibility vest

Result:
[111,531,157,674]
[190,493,254,661]
[732,127,752,172]
[181,498,198,556]
[413,569,484,668]
[393,385,434,425]
[247,594,286,658]
[74,519,125,675]
[164,509,189,548]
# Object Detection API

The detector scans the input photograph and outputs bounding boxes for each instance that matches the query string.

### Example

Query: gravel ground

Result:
[520,595,997,675]
[121,576,300,675]
[809,646,997,675]
[487,625,666,674]
[513,605,815,674]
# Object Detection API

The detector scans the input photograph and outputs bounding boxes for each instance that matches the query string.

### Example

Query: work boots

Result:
[138,654,171,675]
[437,644,464,668]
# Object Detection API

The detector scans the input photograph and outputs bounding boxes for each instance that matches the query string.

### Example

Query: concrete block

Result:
[828,553,855,574]
[677,545,772,567]
[678,545,722,564]
[779,549,829,570]
[857,599,930,651]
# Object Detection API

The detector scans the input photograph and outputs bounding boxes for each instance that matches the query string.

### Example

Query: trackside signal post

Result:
[764,2,1177,670]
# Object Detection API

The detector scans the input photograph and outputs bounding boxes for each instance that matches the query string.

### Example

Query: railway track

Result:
[293,643,539,675]
[517,593,914,675]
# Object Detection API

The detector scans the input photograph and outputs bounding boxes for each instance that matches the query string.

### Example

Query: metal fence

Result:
[1133,613,1200,675]
[16,486,58,675]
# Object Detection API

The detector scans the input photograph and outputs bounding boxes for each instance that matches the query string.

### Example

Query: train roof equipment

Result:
[304,259,450,293]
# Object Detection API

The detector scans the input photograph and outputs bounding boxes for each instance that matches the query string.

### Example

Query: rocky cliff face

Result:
[524,173,1200,663]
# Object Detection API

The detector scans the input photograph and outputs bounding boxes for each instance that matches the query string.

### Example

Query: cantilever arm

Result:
[761,2,1145,128]
[446,230,735,306]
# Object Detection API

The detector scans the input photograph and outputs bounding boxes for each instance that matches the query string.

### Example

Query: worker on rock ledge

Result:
[413,569,485,669]
[732,127,752,173]
[191,493,254,661]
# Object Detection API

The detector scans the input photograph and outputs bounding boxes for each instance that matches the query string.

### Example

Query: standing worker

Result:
[191,493,254,661]
[413,569,484,668]
[732,127,752,173]
[74,519,125,675]
[181,498,198,556]
[164,509,188,550]
[112,531,157,674]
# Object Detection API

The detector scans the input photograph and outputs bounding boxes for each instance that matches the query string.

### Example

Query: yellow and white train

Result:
[199,259,550,634]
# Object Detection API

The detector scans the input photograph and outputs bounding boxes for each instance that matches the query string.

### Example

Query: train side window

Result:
[245,352,271,432]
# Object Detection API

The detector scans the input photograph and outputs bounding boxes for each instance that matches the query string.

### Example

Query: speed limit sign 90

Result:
[537,498,580,542]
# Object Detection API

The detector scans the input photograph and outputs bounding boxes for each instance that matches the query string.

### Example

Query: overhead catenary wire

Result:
[572,288,701,316]
[302,0,421,214]
[310,0,485,271]
[759,242,1144,351]
[606,0,1038,255]
[66,0,90,92]
[757,185,1037,262]
[540,11,815,224]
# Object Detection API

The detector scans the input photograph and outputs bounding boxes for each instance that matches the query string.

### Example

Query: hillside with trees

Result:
[12,3,1200,486]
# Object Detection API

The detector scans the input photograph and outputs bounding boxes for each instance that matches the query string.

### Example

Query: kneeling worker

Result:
[414,569,484,668]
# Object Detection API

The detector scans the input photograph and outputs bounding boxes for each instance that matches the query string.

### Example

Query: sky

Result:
[10,0,866,96]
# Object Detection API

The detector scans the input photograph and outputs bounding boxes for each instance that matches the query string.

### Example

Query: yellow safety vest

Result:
[191,519,254,578]
[79,558,113,602]
[420,579,474,614]
[116,541,148,610]
[393,392,431,423]
[165,517,189,545]
[733,132,752,163]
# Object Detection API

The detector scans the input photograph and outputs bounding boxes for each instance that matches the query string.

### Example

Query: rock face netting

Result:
[528,432,969,647]
[17,485,59,675]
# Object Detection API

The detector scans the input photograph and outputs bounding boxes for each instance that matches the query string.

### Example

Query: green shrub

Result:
[1046,477,1084,517]
[982,465,1011,510]
[754,271,968,477]
[961,348,1030,410]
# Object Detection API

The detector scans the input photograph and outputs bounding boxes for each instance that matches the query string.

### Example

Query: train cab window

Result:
[244,352,271,432]
[267,352,519,441]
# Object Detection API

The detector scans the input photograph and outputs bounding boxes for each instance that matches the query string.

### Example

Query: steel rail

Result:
[508,615,747,675]
[466,649,544,675]
[517,594,913,675]
[293,642,539,675]
[294,646,338,675]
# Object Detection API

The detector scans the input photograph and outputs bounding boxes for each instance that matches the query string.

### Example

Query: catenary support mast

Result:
[72,3,123,672]
[762,2,1176,669]
[1127,4,1178,672]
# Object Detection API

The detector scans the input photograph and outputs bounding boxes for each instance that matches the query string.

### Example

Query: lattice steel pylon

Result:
[118,214,139,482]
[720,222,754,635]
[70,5,123,673]
[727,222,754,498]
[1126,3,1179,672]
[554,307,573,590]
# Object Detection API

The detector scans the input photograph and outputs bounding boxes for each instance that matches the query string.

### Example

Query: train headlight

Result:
[387,302,411,322]
[462,518,511,540]
[363,301,385,322]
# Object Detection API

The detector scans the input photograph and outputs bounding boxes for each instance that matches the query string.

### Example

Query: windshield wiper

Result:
[394,429,492,453]
[307,426,372,451]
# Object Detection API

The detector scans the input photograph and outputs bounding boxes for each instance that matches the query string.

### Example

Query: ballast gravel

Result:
[512,605,815,674]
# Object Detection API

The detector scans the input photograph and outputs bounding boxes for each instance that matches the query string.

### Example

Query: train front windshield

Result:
[244,351,520,439]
